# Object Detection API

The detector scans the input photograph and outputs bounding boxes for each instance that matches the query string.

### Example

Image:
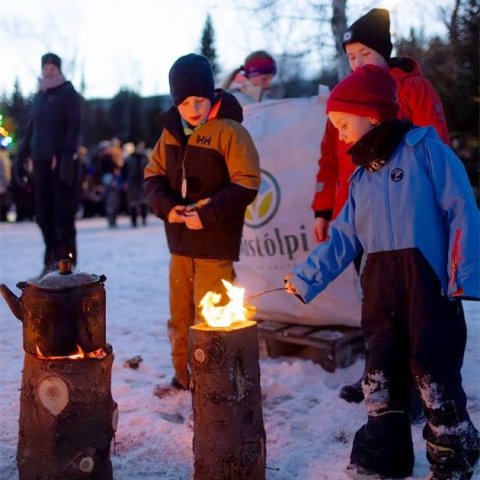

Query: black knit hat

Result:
[41,52,62,69]
[168,54,215,106]
[342,8,393,61]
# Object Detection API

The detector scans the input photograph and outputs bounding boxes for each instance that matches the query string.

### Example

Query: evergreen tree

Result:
[109,89,145,143]
[199,14,219,77]
[6,79,31,147]
[396,0,479,200]
[448,0,479,134]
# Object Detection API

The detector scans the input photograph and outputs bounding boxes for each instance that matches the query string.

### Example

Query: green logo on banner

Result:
[245,169,281,228]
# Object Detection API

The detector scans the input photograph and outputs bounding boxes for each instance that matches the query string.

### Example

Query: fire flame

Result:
[200,279,253,328]
[35,344,107,360]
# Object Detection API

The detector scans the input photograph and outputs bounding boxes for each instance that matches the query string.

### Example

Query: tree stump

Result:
[17,345,118,480]
[189,321,266,480]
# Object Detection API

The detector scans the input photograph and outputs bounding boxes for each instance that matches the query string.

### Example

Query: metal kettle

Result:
[0,259,107,356]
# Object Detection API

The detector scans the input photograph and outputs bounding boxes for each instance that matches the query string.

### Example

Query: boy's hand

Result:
[313,217,330,243]
[167,206,187,223]
[183,210,203,230]
[284,273,298,295]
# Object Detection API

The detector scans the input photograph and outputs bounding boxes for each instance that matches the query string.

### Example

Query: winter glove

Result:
[59,153,75,185]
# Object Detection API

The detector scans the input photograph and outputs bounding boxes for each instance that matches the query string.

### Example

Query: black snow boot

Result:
[350,412,414,479]
[425,419,480,480]
[426,440,480,480]
[339,376,365,403]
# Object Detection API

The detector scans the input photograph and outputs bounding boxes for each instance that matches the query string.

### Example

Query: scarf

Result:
[347,120,413,172]
[38,74,66,92]
[181,116,210,136]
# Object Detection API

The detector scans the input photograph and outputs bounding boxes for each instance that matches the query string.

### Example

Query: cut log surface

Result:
[17,346,117,480]
[38,376,69,415]
[189,321,266,480]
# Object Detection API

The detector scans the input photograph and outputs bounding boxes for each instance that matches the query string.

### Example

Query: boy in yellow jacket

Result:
[144,54,260,390]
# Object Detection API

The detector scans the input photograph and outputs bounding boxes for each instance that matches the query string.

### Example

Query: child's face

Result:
[328,111,377,144]
[249,74,274,89]
[177,96,212,126]
[345,43,387,71]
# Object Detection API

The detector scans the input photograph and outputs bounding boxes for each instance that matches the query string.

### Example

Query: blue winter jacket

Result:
[290,127,480,303]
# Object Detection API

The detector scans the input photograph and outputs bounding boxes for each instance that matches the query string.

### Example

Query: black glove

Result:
[59,153,75,185]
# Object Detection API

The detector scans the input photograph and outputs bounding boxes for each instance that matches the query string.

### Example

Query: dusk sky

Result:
[3,0,451,99]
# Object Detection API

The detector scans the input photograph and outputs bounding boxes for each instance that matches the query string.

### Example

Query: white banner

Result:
[235,93,362,327]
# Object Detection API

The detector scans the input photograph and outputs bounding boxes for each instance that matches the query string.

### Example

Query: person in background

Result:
[17,52,81,274]
[0,144,12,221]
[311,8,452,404]
[10,153,34,222]
[222,50,277,106]
[99,138,124,228]
[75,145,90,219]
[123,140,149,227]
[82,141,109,218]
[286,64,480,480]
[144,54,260,390]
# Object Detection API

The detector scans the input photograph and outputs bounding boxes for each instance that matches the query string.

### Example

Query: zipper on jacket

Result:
[449,228,461,293]
[384,170,395,249]
[181,149,188,198]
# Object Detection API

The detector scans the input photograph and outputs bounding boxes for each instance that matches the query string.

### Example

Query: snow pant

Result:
[102,174,121,227]
[128,201,148,227]
[168,254,234,389]
[33,161,78,269]
[350,248,479,478]
[0,192,11,221]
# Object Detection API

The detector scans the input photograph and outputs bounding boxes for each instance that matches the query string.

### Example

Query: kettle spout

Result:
[0,284,23,321]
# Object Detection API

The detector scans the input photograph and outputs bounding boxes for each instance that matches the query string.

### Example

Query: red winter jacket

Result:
[312,58,450,219]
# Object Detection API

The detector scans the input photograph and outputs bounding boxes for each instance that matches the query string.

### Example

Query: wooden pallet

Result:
[256,319,365,372]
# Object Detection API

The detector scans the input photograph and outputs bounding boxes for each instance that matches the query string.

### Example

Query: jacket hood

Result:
[156,89,243,143]
[388,57,422,77]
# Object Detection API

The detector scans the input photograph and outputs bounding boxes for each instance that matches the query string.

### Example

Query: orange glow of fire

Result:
[35,344,107,360]
[200,279,252,328]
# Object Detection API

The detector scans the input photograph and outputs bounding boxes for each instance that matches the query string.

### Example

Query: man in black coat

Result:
[18,52,82,274]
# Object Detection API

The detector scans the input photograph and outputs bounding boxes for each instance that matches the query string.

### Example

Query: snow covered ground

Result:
[0,216,479,480]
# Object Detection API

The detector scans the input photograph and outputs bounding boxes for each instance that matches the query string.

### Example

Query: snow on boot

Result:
[426,438,480,480]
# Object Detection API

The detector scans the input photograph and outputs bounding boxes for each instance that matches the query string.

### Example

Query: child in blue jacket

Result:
[285,64,480,480]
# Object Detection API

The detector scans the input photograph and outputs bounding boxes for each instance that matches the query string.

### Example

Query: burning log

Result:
[188,281,266,480]
[17,344,118,480]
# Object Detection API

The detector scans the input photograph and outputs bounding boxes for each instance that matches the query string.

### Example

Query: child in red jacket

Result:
[311,8,452,404]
